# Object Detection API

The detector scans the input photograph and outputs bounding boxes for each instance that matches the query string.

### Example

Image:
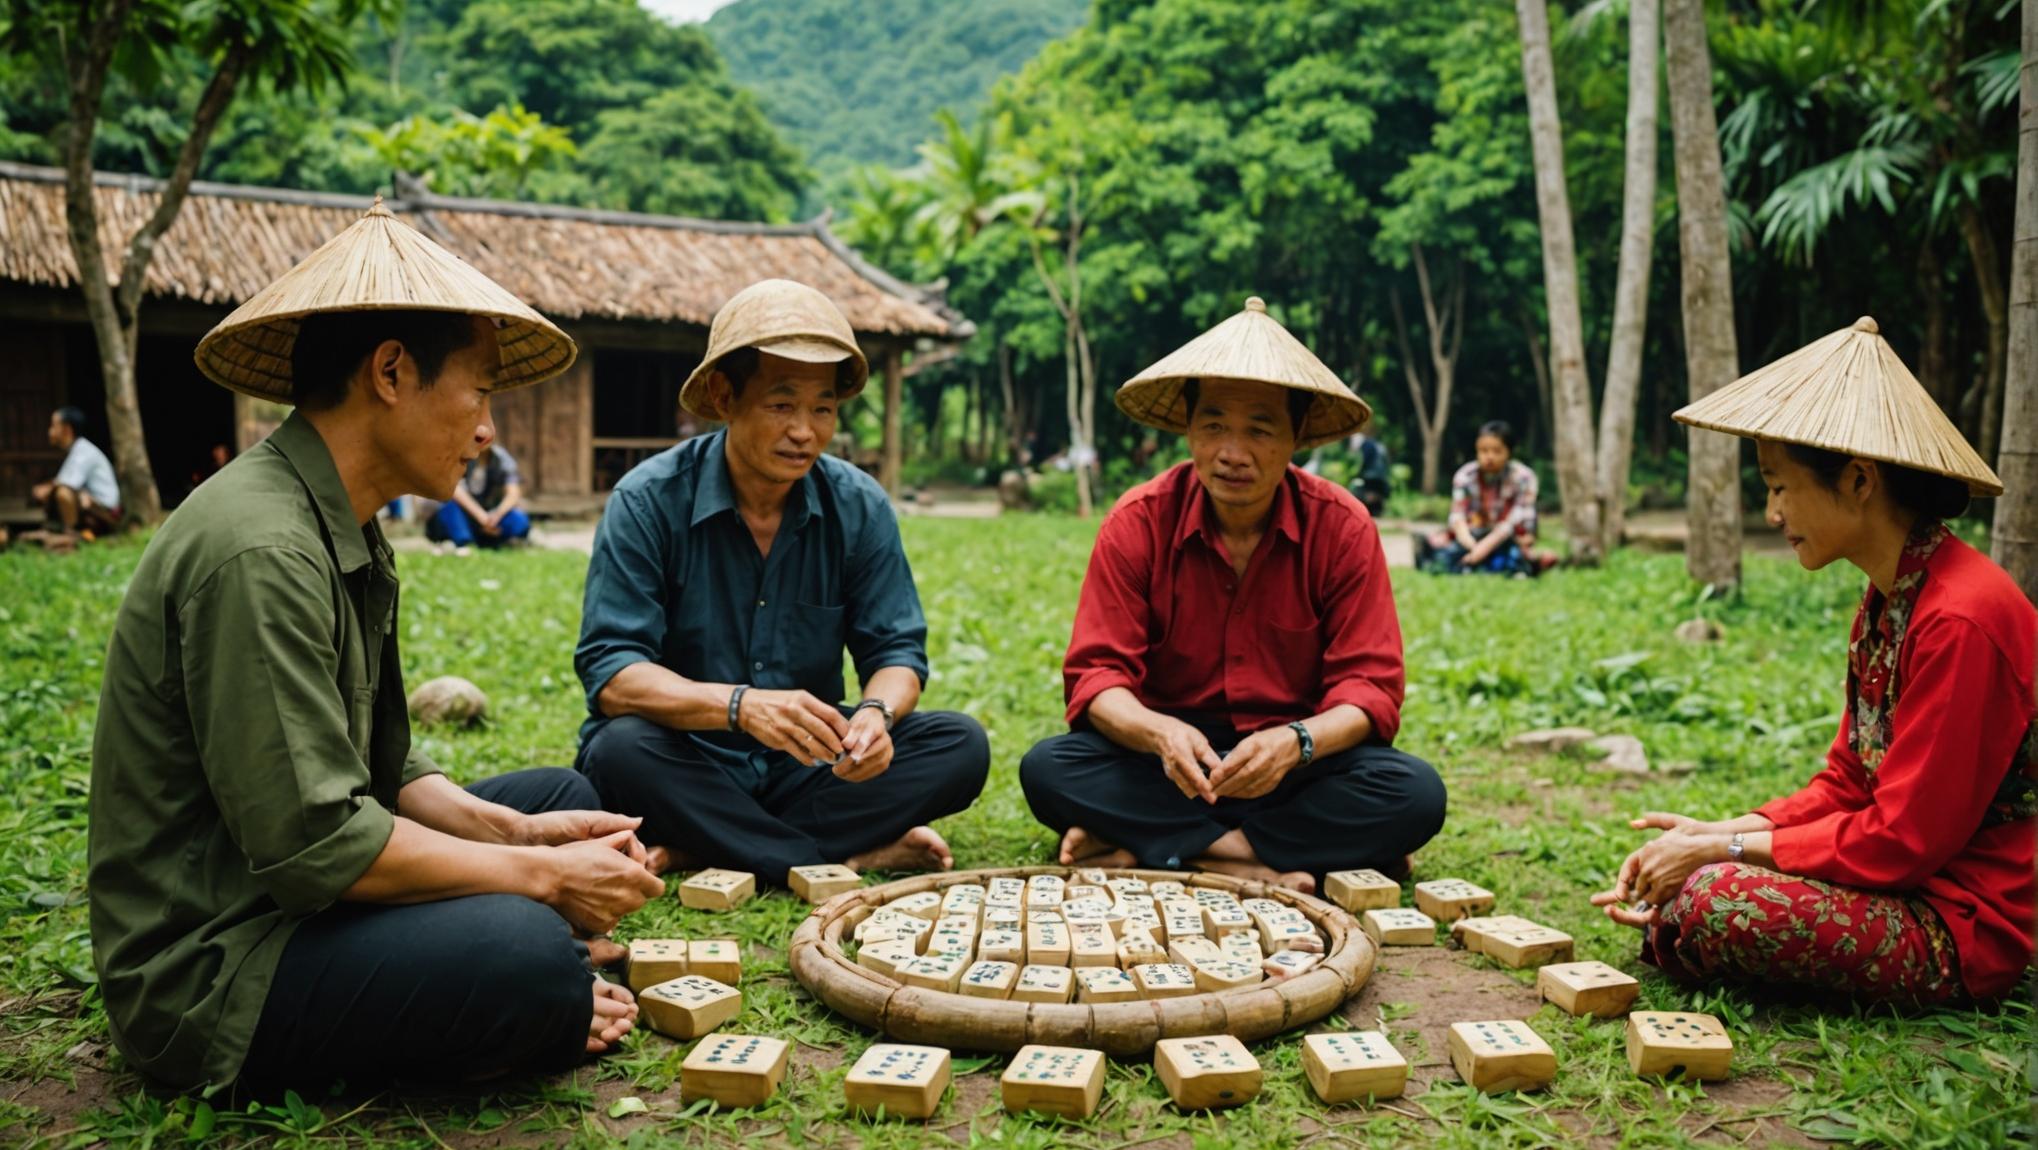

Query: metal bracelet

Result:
[728,684,750,732]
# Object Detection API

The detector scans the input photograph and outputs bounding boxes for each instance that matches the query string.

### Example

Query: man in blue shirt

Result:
[31,406,122,539]
[575,279,989,881]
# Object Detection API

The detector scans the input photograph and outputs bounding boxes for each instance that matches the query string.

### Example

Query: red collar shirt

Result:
[1062,462,1405,741]
[1756,525,2036,999]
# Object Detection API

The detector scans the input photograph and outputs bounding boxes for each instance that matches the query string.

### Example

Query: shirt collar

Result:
[268,412,376,574]
[689,430,824,530]
[1173,464,1303,552]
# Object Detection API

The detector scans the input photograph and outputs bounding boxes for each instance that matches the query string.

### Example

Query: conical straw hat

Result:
[680,278,869,419]
[1673,316,2001,497]
[1116,296,1371,450]
[195,198,576,402]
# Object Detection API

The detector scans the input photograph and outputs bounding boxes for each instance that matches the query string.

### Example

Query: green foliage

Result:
[0,0,807,221]
[0,524,2029,1147]
[703,0,1089,180]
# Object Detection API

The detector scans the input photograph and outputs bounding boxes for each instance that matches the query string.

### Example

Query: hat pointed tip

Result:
[1245,296,1267,313]
[365,194,393,220]
[1852,315,1878,334]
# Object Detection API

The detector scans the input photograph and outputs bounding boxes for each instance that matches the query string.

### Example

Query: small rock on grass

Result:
[1674,618,1724,643]
[408,675,488,726]
[1587,734,1650,775]
[1505,727,1599,753]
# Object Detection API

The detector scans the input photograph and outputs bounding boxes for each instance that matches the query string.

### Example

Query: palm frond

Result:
[1754,142,1926,264]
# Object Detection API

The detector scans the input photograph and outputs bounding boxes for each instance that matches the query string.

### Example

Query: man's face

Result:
[47,413,73,450]
[711,352,840,487]
[372,316,500,502]
[1186,379,1298,514]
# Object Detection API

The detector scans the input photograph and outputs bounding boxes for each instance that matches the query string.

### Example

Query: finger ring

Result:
[1631,900,1653,914]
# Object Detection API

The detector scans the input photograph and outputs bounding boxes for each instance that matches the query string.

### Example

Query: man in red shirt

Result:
[1020,298,1445,891]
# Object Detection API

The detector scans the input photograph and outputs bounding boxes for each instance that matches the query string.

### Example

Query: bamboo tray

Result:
[787,865,1375,1057]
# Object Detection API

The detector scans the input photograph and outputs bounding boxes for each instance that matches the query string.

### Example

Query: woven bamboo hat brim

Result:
[680,278,869,419]
[194,198,576,403]
[1116,297,1371,450]
[1673,316,2002,497]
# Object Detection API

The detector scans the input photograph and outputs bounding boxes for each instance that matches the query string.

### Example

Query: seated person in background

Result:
[427,441,531,552]
[1592,318,2034,1005]
[575,279,989,883]
[1348,431,1391,518]
[1020,297,1446,893]
[89,203,663,1094]
[1415,420,1552,576]
[30,406,122,542]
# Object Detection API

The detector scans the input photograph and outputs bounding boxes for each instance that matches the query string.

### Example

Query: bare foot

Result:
[584,937,627,968]
[642,844,697,875]
[1058,826,1136,869]
[587,981,637,1054]
[1191,855,1316,895]
[846,826,954,874]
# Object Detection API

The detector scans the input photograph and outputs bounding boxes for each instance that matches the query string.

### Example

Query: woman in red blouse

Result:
[1593,319,2035,1003]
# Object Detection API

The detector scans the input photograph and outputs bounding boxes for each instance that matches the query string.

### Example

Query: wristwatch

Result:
[855,697,895,732]
[1727,832,1746,864]
[1287,720,1315,767]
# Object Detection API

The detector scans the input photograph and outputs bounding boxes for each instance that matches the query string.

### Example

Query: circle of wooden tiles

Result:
[787,866,1376,1057]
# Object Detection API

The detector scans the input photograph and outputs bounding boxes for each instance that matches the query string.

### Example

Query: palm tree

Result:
[1517,0,1604,564]
[1596,0,1660,554]
[1665,0,1744,592]
[1994,0,2037,604]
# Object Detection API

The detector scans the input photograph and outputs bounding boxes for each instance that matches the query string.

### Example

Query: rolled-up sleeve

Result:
[178,547,393,915]
[844,501,929,685]
[575,490,669,714]
[1314,511,1405,742]
[1063,508,1154,726]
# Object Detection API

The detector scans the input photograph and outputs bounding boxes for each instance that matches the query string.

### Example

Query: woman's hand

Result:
[1589,811,1725,929]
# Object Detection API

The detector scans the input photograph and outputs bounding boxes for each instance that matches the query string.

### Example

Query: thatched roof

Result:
[0,161,968,341]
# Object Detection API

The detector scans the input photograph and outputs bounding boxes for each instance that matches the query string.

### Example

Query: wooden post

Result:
[881,345,904,497]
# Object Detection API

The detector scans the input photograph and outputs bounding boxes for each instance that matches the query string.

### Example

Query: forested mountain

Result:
[704,0,1088,178]
[0,0,807,220]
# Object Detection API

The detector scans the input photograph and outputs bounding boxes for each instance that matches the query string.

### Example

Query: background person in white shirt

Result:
[31,407,123,539]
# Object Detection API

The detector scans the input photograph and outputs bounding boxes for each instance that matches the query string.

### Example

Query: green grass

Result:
[1,516,2030,1148]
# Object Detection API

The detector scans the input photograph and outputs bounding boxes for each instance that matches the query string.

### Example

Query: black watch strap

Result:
[856,697,895,731]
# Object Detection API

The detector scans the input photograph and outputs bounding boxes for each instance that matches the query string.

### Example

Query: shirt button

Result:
[1165,856,1181,867]
[757,600,766,607]
[753,660,764,671]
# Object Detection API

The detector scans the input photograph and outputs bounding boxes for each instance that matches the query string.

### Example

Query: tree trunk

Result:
[1664,0,1744,591]
[880,346,903,495]
[1958,202,2010,463]
[1027,174,1096,516]
[1596,0,1660,554]
[998,337,1024,466]
[1391,263,1461,498]
[1917,237,1953,408]
[1993,0,2038,605]
[1519,302,1553,457]
[1517,0,1603,563]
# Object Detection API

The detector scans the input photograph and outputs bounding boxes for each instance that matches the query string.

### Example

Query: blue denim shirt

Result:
[574,431,929,786]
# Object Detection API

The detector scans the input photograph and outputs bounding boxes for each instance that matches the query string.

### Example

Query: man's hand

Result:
[1208,726,1302,799]
[30,482,50,503]
[739,688,849,764]
[1152,718,1223,804]
[520,810,649,863]
[542,829,667,935]
[833,706,894,782]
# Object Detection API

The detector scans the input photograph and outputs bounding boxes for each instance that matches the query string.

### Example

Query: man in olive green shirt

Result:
[87,203,663,1093]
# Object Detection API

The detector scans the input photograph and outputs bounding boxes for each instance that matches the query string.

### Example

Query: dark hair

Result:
[52,406,87,434]
[1476,420,1515,450]
[1181,377,1313,437]
[289,310,480,411]
[1781,442,1970,520]
[713,346,858,399]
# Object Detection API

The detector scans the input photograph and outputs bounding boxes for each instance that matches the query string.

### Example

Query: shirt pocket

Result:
[1266,620,1325,702]
[785,601,847,685]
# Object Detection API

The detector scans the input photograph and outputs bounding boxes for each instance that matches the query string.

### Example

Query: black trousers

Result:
[240,767,600,1092]
[577,711,990,882]
[1019,726,1447,878]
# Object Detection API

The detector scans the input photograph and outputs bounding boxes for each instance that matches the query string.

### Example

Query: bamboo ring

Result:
[787,865,1375,1057]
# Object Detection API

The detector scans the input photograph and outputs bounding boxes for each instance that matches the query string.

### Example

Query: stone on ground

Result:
[1587,734,1650,775]
[1505,727,1599,753]
[407,675,488,726]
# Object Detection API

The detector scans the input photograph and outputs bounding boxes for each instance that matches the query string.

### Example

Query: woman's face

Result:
[1757,439,1866,572]
[1475,434,1511,474]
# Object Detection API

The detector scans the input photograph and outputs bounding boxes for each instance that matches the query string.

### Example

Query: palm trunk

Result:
[1992,0,2038,605]
[1917,238,1953,408]
[1664,0,1744,591]
[1596,0,1660,554]
[880,347,903,495]
[1958,202,2009,462]
[1517,0,1602,563]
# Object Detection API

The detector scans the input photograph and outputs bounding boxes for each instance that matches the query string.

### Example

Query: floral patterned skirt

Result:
[1641,862,1963,1005]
